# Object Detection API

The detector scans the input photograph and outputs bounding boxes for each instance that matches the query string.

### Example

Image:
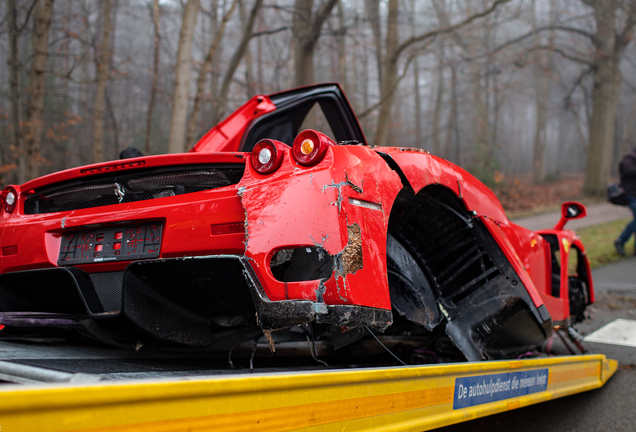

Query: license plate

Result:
[59,223,162,265]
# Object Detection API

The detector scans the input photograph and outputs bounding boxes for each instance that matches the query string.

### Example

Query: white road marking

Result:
[584,319,636,348]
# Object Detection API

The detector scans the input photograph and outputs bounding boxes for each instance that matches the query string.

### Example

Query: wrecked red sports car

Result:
[0,84,593,361]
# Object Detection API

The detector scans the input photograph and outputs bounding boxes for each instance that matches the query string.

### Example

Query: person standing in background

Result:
[614,148,636,255]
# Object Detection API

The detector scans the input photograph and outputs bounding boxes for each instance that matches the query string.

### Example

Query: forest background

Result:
[2,0,636,199]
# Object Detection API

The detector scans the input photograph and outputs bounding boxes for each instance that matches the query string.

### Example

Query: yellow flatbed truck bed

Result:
[0,353,616,432]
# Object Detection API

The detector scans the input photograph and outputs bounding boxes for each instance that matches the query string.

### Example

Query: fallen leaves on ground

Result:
[492,176,584,213]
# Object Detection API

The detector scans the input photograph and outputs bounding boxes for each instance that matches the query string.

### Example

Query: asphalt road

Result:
[438,253,636,432]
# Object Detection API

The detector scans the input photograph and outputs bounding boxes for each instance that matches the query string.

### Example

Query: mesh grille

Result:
[89,271,124,312]
[24,165,244,215]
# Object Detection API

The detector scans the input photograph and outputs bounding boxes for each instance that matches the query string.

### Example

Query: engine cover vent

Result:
[24,165,244,215]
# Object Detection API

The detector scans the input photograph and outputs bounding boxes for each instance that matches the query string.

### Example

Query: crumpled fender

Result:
[378,148,545,310]
[237,145,403,310]
[378,148,508,223]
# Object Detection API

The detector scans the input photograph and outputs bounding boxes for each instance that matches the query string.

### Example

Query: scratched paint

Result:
[238,145,401,309]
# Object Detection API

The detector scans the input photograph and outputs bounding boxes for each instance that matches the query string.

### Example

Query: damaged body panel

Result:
[0,84,593,362]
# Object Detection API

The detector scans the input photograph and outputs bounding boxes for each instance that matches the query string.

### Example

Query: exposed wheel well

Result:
[387,184,502,309]
[385,183,552,360]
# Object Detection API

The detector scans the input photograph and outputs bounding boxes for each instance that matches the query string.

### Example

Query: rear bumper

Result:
[0,255,391,346]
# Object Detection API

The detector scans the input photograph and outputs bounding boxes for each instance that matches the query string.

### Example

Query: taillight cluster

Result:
[251,139,287,174]
[2,186,18,213]
[250,129,335,175]
[292,129,335,166]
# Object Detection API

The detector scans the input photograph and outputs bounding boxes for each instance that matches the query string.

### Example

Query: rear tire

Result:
[568,276,587,323]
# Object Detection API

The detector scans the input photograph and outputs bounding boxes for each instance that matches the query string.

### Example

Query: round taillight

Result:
[2,186,18,213]
[251,139,287,174]
[292,130,335,166]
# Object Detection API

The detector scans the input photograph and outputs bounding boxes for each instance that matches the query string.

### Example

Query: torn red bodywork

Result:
[0,84,593,361]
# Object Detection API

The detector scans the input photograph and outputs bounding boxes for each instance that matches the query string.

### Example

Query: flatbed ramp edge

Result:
[0,354,617,432]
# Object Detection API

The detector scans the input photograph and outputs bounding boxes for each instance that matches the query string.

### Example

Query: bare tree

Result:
[531,0,555,184]
[410,0,422,150]
[494,1,636,192]
[93,0,113,163]
[167,0,200,154]
[144,0,161,155]
[186,0,239,148]
[431,46,444,155]
[25,0,55,180]
[374,0,510,147]
[214,0,263,123]
[7,0,22,181]
[337,0,348,95]
[239,0,255,98]
[292,0,339,87]
[7,0,39,182]
[581,0,636,195]
[364,0,383,94]
[6,0,636,192]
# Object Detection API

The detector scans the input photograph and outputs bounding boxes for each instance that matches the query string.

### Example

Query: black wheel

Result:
[386,234,441,331]
[568,276,587,323]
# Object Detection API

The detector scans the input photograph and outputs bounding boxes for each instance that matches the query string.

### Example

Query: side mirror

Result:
[554,201,587,230]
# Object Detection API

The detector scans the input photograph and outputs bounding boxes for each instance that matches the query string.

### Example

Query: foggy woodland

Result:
[2,0,636,196]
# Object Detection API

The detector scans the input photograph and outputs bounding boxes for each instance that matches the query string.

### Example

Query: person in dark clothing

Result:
[119,146,144,159]
[615,147,636,255]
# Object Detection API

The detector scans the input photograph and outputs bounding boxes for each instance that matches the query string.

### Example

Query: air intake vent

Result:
[24,165,244,215]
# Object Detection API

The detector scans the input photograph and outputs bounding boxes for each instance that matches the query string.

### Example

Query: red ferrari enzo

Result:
[0,84,593,361]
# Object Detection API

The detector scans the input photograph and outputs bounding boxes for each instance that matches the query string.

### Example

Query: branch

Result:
[252,26,291,38]
[529,45,592,65]
[392,0,511,63]
[311,0,339,37]
[488,25,594,58]
[358,46,429,119]
[46,69,96,84]
[16,0,39,33]
[564,67,593,109]
[618,2,636,51]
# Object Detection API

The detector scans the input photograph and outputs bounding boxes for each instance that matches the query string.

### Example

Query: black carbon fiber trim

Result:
[89,271,124,312]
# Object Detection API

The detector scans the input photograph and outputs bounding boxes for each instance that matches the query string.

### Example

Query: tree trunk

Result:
[186,0,238,148]
[167,0,200,154]
[239,0,255,99]
[105,91,119,158]
[469,60,490,171]
[583,56,621,195]
[532,57,552,184]
[337,0,348,94]
[209,0,222,125]
[446,65,459,163]
[431,50,444,155]
[364,0,382,94]
[530,0,554,184]
[214,0,263,124]
[256,11,264,94]
[293,0,339,87]
[7,0,22,182]
[373,0,398,147]
[532,78,549,184]
[93,0,112,164]
[410,0,421,149]
[144,0,160,155]
[621,96,636,157]
[293,0,315,87]
[583,0,627,196]
[412,57,422,149]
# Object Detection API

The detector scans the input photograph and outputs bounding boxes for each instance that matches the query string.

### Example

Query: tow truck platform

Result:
[0,337,617,432]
